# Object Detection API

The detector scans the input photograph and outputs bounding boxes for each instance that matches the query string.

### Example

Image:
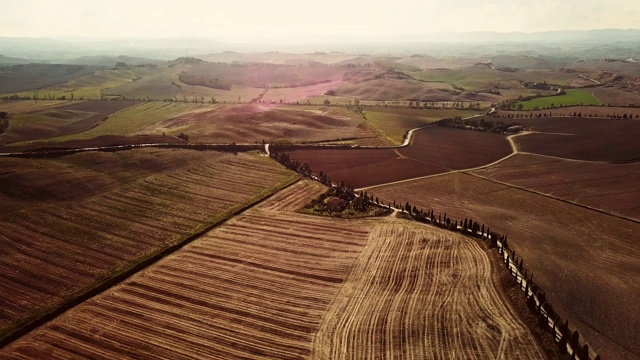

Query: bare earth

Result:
[313,221,545,359]
[1,180,543,359]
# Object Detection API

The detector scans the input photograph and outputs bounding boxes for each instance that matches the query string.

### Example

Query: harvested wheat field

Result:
[0,149,296,340]
[313,222,544,359]
[372,173,640,360]
[2,180,543,359]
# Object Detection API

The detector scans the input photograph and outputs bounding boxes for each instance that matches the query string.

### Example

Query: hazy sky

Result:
[2,0,639,41]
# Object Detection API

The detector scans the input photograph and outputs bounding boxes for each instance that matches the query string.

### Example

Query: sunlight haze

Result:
[3,0,639,42]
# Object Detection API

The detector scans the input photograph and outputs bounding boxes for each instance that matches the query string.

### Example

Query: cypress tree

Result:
[578,344,589,360]
[558,334,568,354]
[570,330,580,352]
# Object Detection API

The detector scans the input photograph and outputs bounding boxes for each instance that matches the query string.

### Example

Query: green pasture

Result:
[43,102,212,142]
[364,108,480,145]
[515,89,602,110]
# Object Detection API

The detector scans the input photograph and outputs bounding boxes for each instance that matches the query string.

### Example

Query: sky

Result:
[2,0,639,42]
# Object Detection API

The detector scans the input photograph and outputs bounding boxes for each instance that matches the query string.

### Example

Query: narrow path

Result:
[357,131,527,192]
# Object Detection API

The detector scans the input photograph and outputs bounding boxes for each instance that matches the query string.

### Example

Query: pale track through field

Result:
[312,222,545,360]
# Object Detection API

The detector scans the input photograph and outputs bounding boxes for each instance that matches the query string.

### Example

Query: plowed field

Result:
[472,153,640,220]
[514,117,640,161]
[373,173,640,360]
[0,149,296,339]
[286,126,511,188]
[1,180,543,359]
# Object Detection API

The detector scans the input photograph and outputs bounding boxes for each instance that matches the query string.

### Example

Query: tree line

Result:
[437,116,520,134]
[268,150,599,359]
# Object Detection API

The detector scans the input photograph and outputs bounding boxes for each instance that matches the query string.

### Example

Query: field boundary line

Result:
[464,172,640,225]
[0,174,301,349]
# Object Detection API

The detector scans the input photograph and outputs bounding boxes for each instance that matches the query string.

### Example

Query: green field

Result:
[44,102,212,142]
[364,108,480,145]
[515,89,602,110]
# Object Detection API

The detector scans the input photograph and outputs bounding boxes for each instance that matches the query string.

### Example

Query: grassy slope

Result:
[515,89,602,110]
[364,108,480,145]
[0,100,72,114]
[44,102,210,142]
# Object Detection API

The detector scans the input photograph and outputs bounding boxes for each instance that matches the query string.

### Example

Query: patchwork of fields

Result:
[1,48,638,360]
[1,180,544,359]
[372,172,640,360]
[285,126,512,188]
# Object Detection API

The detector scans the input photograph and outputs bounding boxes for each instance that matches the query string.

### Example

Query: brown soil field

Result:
[513,117,640,161]
[313,222,545,359]
[0,180,373,359]
[372,173,640,360]
[0,149,296,339]
[0,100,139,143]
[285,148,442,188]
[146,103,379,145]
[587,87,640,107]
[472,153,640,220]
[396,126,512,169]
[1,180,543,359]
[286,127,511,188]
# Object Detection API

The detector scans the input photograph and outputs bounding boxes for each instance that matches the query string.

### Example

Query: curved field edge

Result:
[371,173,640,360]
[0,151,300,347]
[312,221,545,359]
[514,89,602,110]
[2,180,546,359]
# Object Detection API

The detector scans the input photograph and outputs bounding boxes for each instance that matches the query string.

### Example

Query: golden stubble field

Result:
[372,173,640,360]
[1,180,544,359]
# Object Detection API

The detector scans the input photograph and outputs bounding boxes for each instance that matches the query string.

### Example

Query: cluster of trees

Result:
[493,111,639,119]
[177,133,189,141]
[178,74,232,90]
[2,93,84,101]
[437,116,519,134]
[169,57,205,66]
[270,152,311,177]
[405,101,483,110]
[0,111,8,135]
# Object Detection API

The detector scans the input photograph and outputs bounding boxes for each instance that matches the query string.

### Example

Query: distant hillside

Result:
[0,64,98,95]
[0,55,31,65]
[62,55,163,66]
